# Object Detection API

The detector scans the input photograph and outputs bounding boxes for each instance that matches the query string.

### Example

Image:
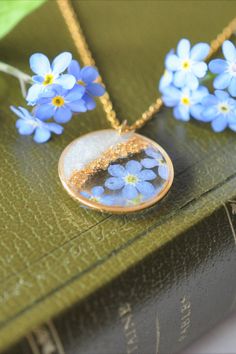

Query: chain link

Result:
[57,0,236,132]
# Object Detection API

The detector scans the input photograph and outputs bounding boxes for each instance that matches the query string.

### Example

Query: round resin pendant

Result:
[58,129,174,213]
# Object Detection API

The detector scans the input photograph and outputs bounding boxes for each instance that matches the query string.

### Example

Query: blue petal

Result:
[30,53,51,76]
[211,116,227,132]
[56,74,76,89]
[145,147,160,159]
[122,185,138,199]
[102,195,115,206]
[209,59,227,74]
[141,158,158,168]
[26,84,43,104]
[54,107,72,123]
[80,191,90,199]
[67,60,81,79]
[35,104,55,120]
[165,54,180,71]
[136,181,155,197]
[92,186,104,197]
[66,85,85,101]
[83,93,96,110]
[192,62,208,78]
[159,70,173,92]
[158,164,169,180]
[213,73,231,89]
[222,40,236,62]
[190,104,204,120]
[33,127,51,143]
[52,52,72,75]
[32,75,44,83]
[177,39,190,59]
[16,120,35,135]
[228,77,236,97]
[49,84,66,96]
[105,177,124,190]
[162,93,179,107]
[202,94,218,106]
[201,106,218,121]
[67,99,87,112]
[37,89,55,102]
[186,72,199,90]
[173,71,186,88]
[108,164,126,177]
[138,169,157,181]
[87,83,105,96]
[43,122,63,135]
[162,86,181,107]
[190,43,210,61]
[191,86,208,103]
[80,66,99,83]
[214,90,229,100]
[126,160,142,174]
[173,105,190,121]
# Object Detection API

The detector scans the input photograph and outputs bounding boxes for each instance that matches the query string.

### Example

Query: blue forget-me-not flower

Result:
[35,85,86,123]
[141,148,169,180]
[165,39,210,90]
[209,40,236,97]
[68,60,105,110]
[10,106,63,143]
[105,160,157,200]
[26,52,76,104]
[162,85,209,121]
[199,90,236,132]
[81,186,114,206]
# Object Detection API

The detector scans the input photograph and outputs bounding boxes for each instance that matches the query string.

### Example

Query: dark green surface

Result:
[1,0,236,352]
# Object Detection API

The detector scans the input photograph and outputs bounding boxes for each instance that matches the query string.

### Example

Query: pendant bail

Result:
[118,120,128,135]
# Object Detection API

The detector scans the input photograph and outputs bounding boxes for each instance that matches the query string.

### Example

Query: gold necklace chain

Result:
[57,0,236,132]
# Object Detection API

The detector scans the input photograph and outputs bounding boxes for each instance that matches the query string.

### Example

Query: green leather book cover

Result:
[1,1,236,353]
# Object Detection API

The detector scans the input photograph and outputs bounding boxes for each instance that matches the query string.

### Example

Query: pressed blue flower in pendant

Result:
[10,106,63,143]
[200,90,236,132]
[81,186,114,206]
[162,85,209,121]
[141,148,168,180]
[35,85,87,123]
[165,39,210,90]
[26,52,76,104]
[209,40,236,97]
[68,60,105,110]
[105,160,157,200]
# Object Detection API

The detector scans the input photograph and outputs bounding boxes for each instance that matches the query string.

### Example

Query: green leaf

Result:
[0,0,46,40]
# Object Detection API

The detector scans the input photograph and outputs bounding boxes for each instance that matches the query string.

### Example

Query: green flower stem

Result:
[201,72,216,83]
[0,61,32,97]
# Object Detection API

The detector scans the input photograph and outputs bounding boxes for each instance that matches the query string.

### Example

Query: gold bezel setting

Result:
[58,129,174,214]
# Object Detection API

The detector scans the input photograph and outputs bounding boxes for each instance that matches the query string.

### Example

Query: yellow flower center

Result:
[181,96,190,105]
[124,174,138,185]
[77,80,85,86]
[43,74,54,86]
[90,196,100,203]
[52,96,65,107]
[219,104,229,113]
[182,60,190,70]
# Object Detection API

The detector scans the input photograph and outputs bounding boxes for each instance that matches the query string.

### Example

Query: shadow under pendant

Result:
[58,129,174,213]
